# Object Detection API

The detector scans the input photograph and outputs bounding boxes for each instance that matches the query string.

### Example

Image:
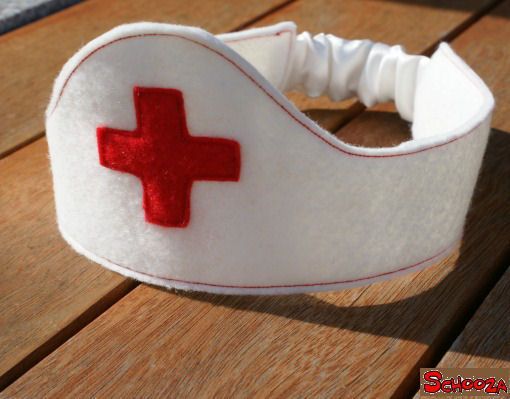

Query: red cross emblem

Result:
[97,87,241,227]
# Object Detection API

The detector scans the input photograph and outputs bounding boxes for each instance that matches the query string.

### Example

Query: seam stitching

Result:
[49,32,484,159]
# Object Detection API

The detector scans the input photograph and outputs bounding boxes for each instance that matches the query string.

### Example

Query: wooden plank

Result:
[3,1,509,398]
[5,143,510,398]
[433,267,510,369]
[412,271,509,398]
[410,267,510,399]
[0,139,135,389]
[0,0,291,390]
[0,0,289,159]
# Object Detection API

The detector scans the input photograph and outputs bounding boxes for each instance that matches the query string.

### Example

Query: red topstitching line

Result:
[49,31,482,159]
[97,237,458,289]
[220,28,289,44]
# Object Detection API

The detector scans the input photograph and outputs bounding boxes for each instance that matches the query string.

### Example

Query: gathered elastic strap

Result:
[283,32,430,121]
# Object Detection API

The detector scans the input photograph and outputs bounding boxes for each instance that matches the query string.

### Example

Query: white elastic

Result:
[283,32,430,121]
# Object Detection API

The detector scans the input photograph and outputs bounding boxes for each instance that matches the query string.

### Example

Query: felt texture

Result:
[219,22,296,91]
[46,22,494,295]
[97,87,240,227]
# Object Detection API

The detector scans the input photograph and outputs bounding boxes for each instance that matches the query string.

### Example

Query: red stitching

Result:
[220,28,290,44]
[96,237,458,289]
[54,31,466,290]
[49,31,482,159]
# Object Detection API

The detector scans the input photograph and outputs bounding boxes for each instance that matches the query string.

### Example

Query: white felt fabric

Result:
[218,22,296,90]
[46,22,494,295]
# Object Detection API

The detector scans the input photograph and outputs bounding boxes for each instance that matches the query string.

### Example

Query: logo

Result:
[420,368,509,397]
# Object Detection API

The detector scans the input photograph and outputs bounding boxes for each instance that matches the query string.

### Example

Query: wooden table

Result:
[1,1,509,397]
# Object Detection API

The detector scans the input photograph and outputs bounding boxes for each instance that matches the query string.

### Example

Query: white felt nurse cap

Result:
[46,22,494,295]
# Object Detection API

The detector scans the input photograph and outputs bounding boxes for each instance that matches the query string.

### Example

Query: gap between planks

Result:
[0,279,137,392]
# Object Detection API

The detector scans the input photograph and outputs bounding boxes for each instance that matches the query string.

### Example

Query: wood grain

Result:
[410,3,510,393]
[0,0,291,389]
[0,139,135,389]
[410,268,510,399]
[5,126,510,399]
[0,0,288,158]
[414,270,510,399]
[434,267,510,369]
[431,0,510,368]
[3,2,509,398]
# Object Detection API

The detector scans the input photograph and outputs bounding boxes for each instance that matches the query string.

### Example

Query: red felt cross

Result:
[97,87,241,227]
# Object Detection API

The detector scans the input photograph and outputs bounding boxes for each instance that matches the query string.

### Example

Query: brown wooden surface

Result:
[435,267,510,369]
[411,272,510,399]
[0,139,135,390]
[411,3,510,394]
[411,268,510,399]
[2,1,509,398]
[0,0,291,389]
[0,0,289,159]
[432,0,510,368]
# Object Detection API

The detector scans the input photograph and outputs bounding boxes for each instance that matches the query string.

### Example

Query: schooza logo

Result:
[420,368,509,397]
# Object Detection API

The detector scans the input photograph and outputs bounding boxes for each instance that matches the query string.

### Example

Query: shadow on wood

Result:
[386,0,507,20]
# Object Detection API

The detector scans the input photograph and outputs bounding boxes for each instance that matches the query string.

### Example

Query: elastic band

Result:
[283,32,430,121]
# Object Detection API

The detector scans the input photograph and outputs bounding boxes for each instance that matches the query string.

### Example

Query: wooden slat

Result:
[3,1,509,398]
[412,270,509,398]
[0,0,289,159]
[0,139,137,390]
[0,0,291,389]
